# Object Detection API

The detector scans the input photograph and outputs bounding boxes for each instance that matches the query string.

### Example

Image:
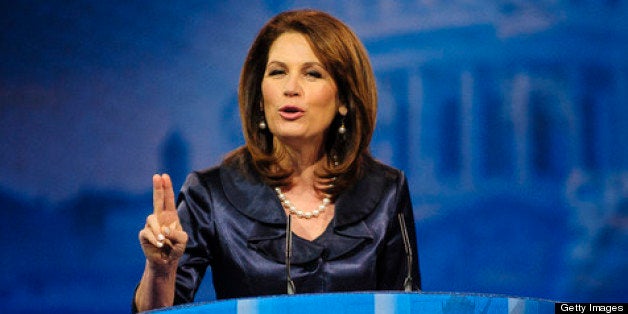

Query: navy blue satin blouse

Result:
[173,154,420,304]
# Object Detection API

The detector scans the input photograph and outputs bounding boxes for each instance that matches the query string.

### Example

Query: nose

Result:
[283,75,301,97]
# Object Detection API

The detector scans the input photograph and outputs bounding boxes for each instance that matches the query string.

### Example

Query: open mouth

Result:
[279,106,305,120]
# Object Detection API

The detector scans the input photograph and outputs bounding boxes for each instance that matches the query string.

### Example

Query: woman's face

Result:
[261,32,338,150]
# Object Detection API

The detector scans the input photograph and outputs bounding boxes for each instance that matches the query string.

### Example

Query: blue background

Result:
[1,1,626,313]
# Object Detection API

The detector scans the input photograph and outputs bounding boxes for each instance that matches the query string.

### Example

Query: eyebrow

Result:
[266,60,324,68]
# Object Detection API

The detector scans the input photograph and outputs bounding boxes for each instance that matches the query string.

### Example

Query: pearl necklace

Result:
[274,187,331,219]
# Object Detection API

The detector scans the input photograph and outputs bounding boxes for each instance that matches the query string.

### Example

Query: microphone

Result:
[285,214,296,294]
[397,212,413,292]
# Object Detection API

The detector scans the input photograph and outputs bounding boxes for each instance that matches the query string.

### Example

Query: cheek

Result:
[316,88,339,114]
[311,92,339,128]
[261,80,278,105]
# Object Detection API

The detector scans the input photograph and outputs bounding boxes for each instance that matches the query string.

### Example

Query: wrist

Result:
[145,259,178,279]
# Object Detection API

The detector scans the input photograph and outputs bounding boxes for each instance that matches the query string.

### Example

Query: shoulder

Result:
[179,147,268,206]
[359,155,406,187]
[334,156,408,225]
[180,166,220,192]
[183,147,255,187]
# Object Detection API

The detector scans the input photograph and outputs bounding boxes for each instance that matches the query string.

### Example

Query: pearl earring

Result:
[338,105,348,135]
[258,101,267,130]
[338,121,346,134]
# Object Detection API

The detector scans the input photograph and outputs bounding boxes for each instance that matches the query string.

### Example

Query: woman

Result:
[134,9,420,312]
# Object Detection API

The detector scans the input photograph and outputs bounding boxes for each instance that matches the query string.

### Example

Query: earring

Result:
[258,101,267,130]
[338,105,348,135]
[338,120,346,134]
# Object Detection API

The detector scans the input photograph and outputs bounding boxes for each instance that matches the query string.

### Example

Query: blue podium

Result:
[147,292,556,313]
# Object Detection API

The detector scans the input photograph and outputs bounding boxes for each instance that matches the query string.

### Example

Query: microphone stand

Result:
[286,214,296,294]
[397,213,414,292]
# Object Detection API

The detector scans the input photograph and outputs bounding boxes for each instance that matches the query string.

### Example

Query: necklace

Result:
[274,187,331,219]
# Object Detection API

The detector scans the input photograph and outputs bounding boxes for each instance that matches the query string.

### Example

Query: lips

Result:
[278,105,305,120]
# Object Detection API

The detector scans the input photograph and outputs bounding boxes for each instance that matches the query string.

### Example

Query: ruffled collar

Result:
[219,154,387,264]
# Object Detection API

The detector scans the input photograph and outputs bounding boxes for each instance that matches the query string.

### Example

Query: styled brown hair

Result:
[230,9,377,197]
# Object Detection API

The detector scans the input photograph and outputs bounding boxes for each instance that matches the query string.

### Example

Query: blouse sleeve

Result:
[376,173,422,291]
[173,171,216,304]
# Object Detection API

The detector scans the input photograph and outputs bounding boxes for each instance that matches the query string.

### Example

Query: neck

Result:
[280,139,323,175]
[276,139,325,192]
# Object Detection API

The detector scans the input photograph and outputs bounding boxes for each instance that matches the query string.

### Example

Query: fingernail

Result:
[157,234,165,241]
[156,242,163,248]
[164,227,170,236]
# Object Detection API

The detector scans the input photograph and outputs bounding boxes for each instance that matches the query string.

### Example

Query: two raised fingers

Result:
[141,174,179,249]
[153,174,176,216]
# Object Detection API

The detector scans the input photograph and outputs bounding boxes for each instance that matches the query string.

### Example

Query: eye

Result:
[305,70,323,79]
[267,69,286,77]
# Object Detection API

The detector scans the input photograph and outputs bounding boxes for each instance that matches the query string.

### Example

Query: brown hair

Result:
[229,9,377,198]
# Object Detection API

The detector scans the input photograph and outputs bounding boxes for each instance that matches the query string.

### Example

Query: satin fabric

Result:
[173,153,420,304]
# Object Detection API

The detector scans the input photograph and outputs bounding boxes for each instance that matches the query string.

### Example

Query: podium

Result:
[147,292,556,313]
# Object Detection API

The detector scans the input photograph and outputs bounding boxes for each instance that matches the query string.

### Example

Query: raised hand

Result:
[139,174,188,269]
